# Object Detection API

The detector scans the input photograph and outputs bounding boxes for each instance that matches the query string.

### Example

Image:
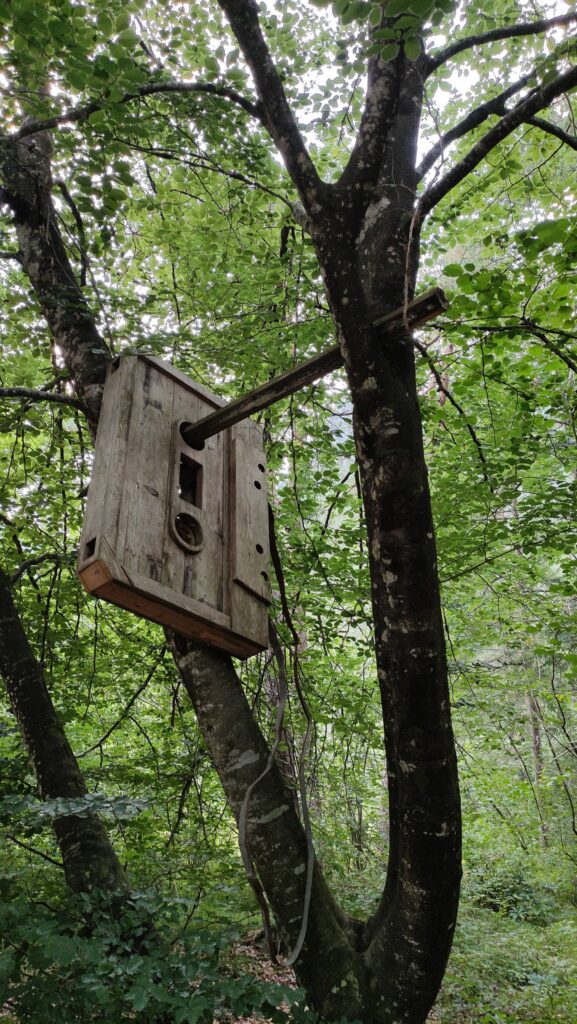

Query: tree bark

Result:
[0,569,126,891]
[0,128,123,891]
[0,131,109,431]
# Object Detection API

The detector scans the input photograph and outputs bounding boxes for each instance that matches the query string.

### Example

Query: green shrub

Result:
[0,886,315,1024]
[465,856,558,925]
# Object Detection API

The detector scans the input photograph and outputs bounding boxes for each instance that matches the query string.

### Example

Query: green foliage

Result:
[465,856,558,925]
[1,0,577,1021]
[0,886,316,1024]
[435,903,577,1024]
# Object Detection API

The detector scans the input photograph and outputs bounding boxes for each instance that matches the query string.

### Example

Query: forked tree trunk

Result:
[4,4,577,1018]
[0,28,461,1024]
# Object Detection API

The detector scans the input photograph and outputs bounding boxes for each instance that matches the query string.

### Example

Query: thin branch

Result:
[57,180,89,286]
[217,0,323,208]
[10,552,74,584]
[0,386,88,413]
[0,249,21,262]
[428,12,577,73]
[417,72,532,181]
[526,114,577,150]
[417,63,577,219]
[522,320,577,374]
[77,647,167,757]
[439,527,574,583]
[440,543,521,583]
[165,774,193,847]
[414,338,491,487]
[5,80,263,144]
[5,833,64,869]
[119,139,293,210]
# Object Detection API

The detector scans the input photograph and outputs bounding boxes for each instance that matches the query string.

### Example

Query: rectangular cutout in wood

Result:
[179,454,202,507]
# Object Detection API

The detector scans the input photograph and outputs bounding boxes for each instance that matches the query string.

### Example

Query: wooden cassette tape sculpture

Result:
[77,356,271,658]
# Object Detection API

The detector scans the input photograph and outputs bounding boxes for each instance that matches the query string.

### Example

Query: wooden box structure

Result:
[77,356,271,658]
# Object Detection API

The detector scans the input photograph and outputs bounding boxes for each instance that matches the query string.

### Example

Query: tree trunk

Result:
[0,132,109,430]
[1,28,462,1024]
[168,635,367,1020]
[0,569,126,892]
[0,130,124,891]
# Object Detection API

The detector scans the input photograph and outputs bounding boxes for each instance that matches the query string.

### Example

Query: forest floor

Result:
[225,900,577,1024]
[224,936,442,1024]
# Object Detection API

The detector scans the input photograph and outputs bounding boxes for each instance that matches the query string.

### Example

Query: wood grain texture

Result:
[77,356,270,658]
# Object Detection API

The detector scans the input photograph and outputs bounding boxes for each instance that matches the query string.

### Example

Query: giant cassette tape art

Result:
[77,356,271,659]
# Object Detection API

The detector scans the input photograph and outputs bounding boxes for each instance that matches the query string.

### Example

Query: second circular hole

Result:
[174,513,203,550]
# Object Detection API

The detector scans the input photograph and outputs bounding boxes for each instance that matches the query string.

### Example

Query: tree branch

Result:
[77,647,166,757]
[414,338,491,487]
[0,566,127,892]
[417,72,532,181]
[10,552,75,584]
[338,56,400,188]
[526,114,577,150]
[522,320,577,374]
[0,134,111,428]
[216,0,323,209]
[0,386,88,413]
[417,63,577,219]
[5,833,64,868]
[57,180,89,286]
[428,12,577,73]
[4,80,263,144]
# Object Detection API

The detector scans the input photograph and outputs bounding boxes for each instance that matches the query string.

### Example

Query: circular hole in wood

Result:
[174,513,203,552]
[255,543,264,554]
[180,422,205,451]
[254,480,262,490]
[257,463,265,472]
[261,570,269,582]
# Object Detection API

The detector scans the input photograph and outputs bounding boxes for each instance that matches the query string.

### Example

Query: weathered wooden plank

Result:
[89,579,259,658]
[169,383,226,613]
[78,357,135,570]
[103,567,232,630]
[231,430,271,604]
[119,359,173,585]
[182,287,448,446]
[229,419,270,651]
[141,354,227,407]
[77,355,270,658]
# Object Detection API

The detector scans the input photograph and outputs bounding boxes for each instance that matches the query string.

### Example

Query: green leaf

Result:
[115,12,131,32]
[404,35,422,60]
[373,26,398,39]
[341,1,371,23]
[116,27,140,47]
[380,42,400,61]
[393,14,420,28]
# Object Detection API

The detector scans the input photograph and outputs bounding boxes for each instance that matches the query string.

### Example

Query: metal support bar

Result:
[182,287,448,447]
